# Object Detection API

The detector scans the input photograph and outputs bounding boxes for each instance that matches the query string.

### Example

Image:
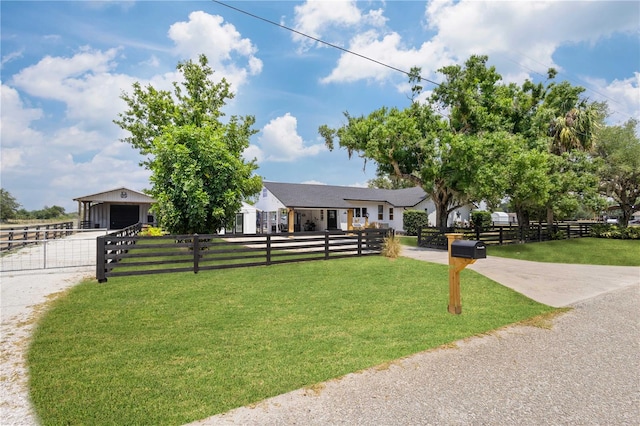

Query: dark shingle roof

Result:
[264,182,427,209]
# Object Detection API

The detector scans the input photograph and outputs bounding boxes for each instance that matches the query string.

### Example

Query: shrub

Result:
[471,211,492,231]
[590,224,640,240]
[139,226,166,237]
[381,235,401,258]
[403,210,429,236]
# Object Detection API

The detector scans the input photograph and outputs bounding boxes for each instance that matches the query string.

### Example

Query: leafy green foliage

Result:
[403,210,429,235]
[139,226,166,237]
[595,119,640,227]
[590,224,640,240]
[471,211,492,231]
[115,55,261,234]
[0,188,20,221]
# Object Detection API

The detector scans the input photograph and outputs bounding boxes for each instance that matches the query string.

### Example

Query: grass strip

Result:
[486,237,640,266]
[29,256,556,425]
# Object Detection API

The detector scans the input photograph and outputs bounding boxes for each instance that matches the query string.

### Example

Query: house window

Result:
[321,210,324,220]
[378,205,383,220]
[389,208,394,220]
[354,208,362,218]
[262,188,267,198]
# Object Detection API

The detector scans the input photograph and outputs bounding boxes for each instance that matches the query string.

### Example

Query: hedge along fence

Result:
[417,222,596,249]
[97,225,393,282]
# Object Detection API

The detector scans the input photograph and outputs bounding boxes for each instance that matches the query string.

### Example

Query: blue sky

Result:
[1,0,639,212]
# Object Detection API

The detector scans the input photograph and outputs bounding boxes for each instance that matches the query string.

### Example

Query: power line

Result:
[210,0,441,88]
[211,0,634,122]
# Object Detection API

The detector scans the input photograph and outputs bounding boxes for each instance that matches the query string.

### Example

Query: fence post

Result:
[193,234,200,274]
[417,228,422,246]
[97,235,107,283]
[266,234,272,265]
[567,224,571,239]
[499,227,503,245]
[538,224,542,242]
[357,230,363,256]
[324,231,330,260]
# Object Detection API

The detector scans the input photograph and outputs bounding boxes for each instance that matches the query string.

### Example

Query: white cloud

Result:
[0,149,23,170]
[321,30,450,85]
[10,47,135,132]
[583,73,640,124]
[0,84,44,150]
[168,11,263,89]
[425,0,639,76]
[319,0,638,91]
[1,49,24,65]
[246,113,326,163]
[292,0,386,50]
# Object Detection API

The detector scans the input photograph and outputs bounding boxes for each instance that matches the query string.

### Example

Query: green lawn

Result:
[28,256,556,425]
[487,238,640,266]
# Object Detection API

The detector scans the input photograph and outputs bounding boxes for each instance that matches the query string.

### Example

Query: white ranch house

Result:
[254,182,473,234]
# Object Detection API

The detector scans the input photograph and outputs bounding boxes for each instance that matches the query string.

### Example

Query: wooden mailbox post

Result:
[446,233,486,315]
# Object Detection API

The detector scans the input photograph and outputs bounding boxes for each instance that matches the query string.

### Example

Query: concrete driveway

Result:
[400,246,640,307]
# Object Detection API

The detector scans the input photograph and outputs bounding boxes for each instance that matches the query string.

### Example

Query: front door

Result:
[327,209,338,230]
[235,213,244,234]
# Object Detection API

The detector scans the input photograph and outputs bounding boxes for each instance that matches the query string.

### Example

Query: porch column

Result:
[347,209,354,231]
[288,208,295,233]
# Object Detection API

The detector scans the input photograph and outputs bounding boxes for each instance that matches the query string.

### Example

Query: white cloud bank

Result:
[245,113,326,163]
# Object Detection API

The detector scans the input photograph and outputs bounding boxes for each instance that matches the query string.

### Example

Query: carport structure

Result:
[74,187,155,230]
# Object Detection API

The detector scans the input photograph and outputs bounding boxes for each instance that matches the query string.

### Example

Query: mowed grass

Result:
[487,237,640,266]
[28,256,556,426]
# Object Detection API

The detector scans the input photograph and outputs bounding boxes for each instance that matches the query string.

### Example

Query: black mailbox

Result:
[451,240,486,259]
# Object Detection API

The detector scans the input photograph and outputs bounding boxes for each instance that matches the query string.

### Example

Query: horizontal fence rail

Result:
[417,222,595,249]
[0,221,74,252]
[97,226,392,282]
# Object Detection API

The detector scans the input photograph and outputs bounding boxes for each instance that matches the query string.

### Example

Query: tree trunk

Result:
[435,201,449,231]
[546,206,554,230]
[620,204,632,227]
[515,207,530,228]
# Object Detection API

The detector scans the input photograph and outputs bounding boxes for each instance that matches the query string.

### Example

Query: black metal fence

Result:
[417,222,595,249]
[97,225,393,282]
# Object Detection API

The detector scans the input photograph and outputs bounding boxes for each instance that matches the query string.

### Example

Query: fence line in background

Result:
[0,222,75,252]
[97,226,392,282]
[417,222,595,249]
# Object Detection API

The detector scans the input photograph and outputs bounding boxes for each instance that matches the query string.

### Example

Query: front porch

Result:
[258,208,373,234]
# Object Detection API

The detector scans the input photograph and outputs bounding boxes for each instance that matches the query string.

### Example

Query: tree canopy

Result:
[320,55,607,229]
[0,189,21,222]
[595,119,640,226]
[114,55,261,234]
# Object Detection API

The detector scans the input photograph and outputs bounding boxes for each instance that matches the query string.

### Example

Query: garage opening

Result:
[110,205,140,229]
